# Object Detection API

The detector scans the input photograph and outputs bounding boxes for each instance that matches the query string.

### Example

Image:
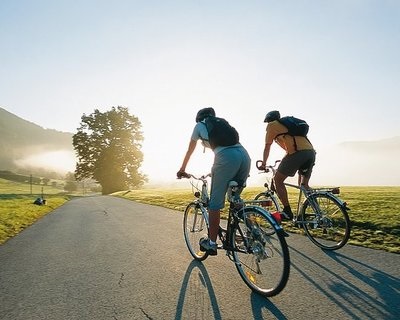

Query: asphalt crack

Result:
[139,307,153,320]
[118,273,124,287]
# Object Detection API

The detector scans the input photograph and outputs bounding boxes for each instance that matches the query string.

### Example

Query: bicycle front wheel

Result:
[183,202,209,261]
[301,193,350,250]
[230,207,290,297]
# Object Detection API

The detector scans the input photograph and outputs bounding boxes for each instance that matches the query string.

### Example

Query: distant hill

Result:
[0,107,74,175]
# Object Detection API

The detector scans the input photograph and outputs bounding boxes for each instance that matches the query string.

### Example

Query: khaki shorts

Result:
[278,149,316,178]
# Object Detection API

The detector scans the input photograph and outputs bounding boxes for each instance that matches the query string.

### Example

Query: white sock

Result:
[209,240,216,245]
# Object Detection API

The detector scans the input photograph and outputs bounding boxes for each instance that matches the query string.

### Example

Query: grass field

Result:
[0,178,72,244]
[114,186,400,254]
[1,178,399,253]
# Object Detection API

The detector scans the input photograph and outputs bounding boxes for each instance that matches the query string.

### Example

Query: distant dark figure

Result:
[33,197,46,205]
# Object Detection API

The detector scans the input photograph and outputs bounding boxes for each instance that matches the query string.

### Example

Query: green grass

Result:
[114,186,400,254]
[0,178,73,244]
[0,194,70,244]
[1,177,399,253]
[336,187,400,253]
[0,177,67,195]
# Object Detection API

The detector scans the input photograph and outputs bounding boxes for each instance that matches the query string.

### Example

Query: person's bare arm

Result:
[179,139,197,172]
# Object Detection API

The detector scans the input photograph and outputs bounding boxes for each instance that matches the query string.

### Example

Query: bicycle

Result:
[180,173,290,297]
[254,160,351,250]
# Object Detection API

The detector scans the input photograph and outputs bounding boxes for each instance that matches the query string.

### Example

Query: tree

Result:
[64,172,78,192]
[64,180,78,192]
[73,106,147,194]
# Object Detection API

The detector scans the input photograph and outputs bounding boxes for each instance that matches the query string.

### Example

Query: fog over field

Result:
[1,105,398,186]
[309,137,400,186]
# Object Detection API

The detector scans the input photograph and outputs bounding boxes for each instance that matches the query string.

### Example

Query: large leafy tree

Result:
[73,106,147,194]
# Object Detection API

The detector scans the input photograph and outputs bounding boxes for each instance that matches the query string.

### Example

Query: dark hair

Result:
[196,107,216,122]
[264,110,281,123]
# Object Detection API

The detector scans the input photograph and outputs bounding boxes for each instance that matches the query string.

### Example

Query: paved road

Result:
[0,196,399,320]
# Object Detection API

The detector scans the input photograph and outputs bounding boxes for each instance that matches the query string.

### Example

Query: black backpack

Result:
[203,116,239,149]
[278,116,309,137]
[276,116,309,151]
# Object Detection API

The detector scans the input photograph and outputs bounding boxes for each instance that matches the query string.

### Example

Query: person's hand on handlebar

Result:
[256,160,266,171]
[177,170,190,179]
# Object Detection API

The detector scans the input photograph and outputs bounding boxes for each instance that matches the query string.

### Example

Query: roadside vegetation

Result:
[1,178,399,253]
[114,186,400,254]
[0,178,73,244]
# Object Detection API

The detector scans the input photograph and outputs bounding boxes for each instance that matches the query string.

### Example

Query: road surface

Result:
[0,196,399,319]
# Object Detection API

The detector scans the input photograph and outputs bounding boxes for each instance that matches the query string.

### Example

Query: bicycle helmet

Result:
[196,107,216,122]
[264,110,281,123]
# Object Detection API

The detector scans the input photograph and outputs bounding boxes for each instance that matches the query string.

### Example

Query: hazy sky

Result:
[1,0,399,186]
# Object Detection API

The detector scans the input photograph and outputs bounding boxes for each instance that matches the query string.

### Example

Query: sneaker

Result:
[280,211,294,221]
[199,237,217,255]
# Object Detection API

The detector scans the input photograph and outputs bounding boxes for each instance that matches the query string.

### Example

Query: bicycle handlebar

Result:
[177,172,211,181]
[256,160,281,173]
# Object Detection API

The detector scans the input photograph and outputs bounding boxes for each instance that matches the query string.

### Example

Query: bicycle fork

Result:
[190,205,207,232]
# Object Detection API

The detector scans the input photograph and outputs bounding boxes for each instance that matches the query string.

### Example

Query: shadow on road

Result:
[174,260,221,320]
[174,259,286,320]
[324,250,400,319]
[290,247,400,320]
[250,292,287,320]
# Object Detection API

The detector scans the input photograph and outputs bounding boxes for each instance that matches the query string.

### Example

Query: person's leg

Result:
[300,175,311,189]
[276,154,300,219]
[274,171,293,219]
[208,209,220,242]
[207,148,241,242]
[298,150,316,190]
[274,171,289,206]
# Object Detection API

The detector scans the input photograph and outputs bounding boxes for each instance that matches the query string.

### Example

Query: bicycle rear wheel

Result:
[183,202,209,261]
[254,191,281,213]
[254,192,281,236]
[230,207,290,297]
[301,193,350,250]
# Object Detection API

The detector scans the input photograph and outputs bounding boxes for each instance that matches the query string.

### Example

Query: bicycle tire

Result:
[301,193,351,250]
[254,191,281,213]
[183,202,209,261]
[230,206,290,297]
[254,192,281,236]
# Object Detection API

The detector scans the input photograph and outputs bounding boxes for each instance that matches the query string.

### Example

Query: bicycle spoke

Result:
[302,193,350,250]
[183,203,208,260]
[230,207,290,297]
